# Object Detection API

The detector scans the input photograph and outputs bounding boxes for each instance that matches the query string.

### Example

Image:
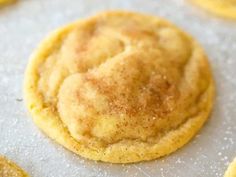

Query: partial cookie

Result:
[224,157,236,177]
[0,0,16,6]
[0,156,28,177]
[191,0,236,19]
[24,11,215,163]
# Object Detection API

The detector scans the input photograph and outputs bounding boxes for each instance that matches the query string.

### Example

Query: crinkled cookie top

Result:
[36,12,211,148]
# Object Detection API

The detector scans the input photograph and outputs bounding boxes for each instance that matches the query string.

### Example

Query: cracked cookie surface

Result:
[191,0,236,19]
[24,11,215,163]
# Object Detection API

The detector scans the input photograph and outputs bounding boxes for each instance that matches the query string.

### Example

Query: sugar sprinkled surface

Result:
[0,0,235,176]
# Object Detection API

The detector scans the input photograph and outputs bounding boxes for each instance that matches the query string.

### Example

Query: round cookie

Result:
[224,157,236,177]
[191,0,236,19]
[24,11,215,163]
[0,156,28,177]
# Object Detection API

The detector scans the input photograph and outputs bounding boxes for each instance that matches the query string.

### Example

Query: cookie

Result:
[0,0,16,6]
[224,157,236,177]
[191,0,236,19]
[0,156,28,177]
[24,11,215,163]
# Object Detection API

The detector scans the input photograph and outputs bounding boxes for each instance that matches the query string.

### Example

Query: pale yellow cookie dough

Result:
[191,0,236,19]
[24,11,215,163]
[224,157,236,177]
[0,156,28,177]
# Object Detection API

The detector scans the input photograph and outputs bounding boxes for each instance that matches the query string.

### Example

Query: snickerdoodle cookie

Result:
[24,11,214,163]
[224,157,236,177]
[191,0,236,19]
[0,156,28,177]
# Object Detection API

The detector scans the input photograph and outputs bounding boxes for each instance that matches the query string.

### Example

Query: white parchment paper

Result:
[0,0,236,176]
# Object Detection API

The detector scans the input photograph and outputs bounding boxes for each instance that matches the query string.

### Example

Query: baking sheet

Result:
[0,0,236,176]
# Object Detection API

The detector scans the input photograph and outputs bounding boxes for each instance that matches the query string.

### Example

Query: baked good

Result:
[24,11,215,163]
[191,0,236,19]
[0,0,16,6]
[224,157,236,177]
[0,156,28,177]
